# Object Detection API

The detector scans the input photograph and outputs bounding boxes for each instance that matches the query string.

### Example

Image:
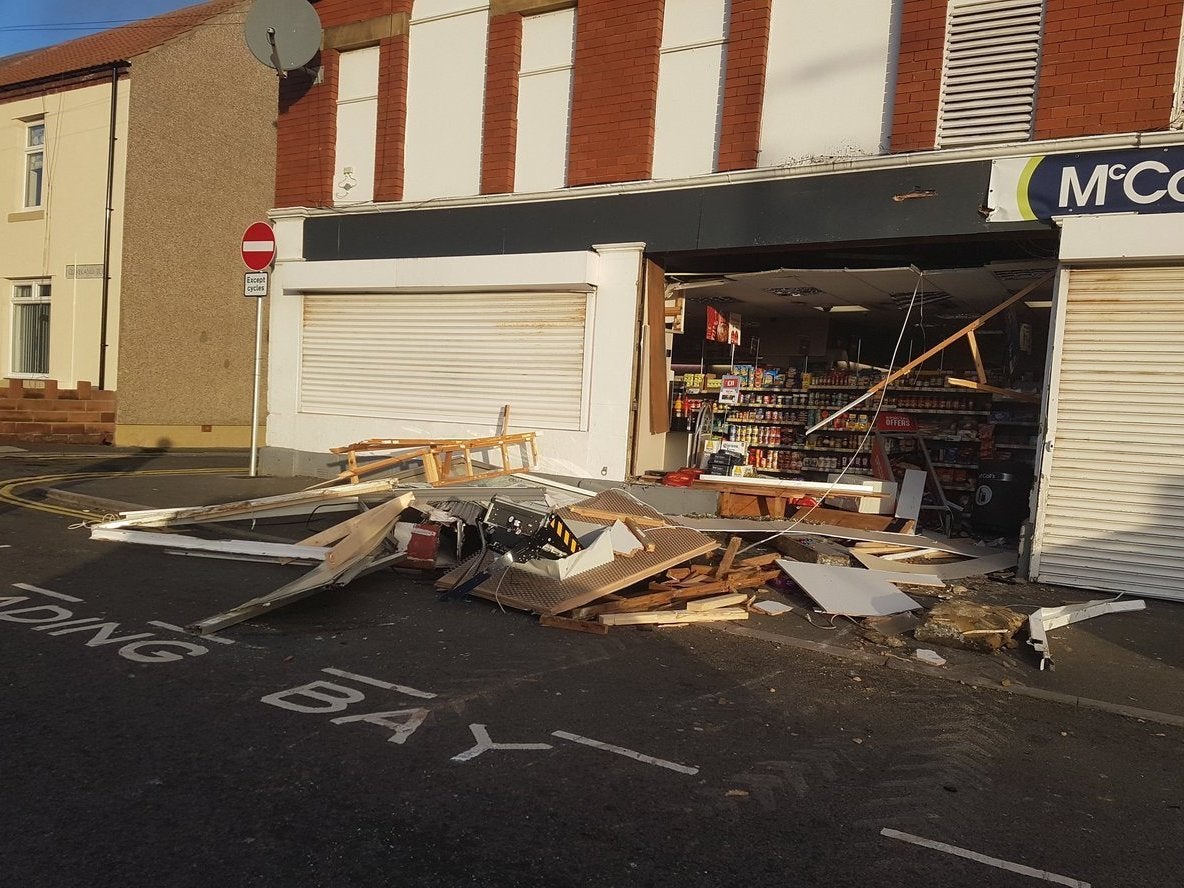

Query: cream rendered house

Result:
[0,0,276,446]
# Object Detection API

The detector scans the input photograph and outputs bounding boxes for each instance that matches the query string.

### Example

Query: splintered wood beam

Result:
[716,537,742,577]
[805,271,1054,434]
[686,592,750,611]
[945,377,1042,403]
[966,330,987,384]
[598,608,749,626]
[568,506,667,527]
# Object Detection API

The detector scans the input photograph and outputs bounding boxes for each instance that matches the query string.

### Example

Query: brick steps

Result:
[0,380,115,445]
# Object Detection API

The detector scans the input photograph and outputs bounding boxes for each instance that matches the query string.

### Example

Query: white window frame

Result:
[23,120,45,209]
[514,7,577,192]
[11,280,51,378]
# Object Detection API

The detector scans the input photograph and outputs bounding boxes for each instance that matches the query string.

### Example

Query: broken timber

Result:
[317,431,540,488]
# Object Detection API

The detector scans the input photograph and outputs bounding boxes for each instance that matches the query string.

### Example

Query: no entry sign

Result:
[241,222,276,271]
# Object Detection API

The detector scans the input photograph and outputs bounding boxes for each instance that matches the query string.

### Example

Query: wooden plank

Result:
[592,590,677,615]
[805,271,1054,434]
[623,518,657,552]
[645,259,671,434]
[716,536,742,577]
[945,377,1042,403]
[670,580,730,600]
[540,614,609,636]
[966,330,987,384]
[686,592,749,611]
[569,506,667,527]
[599,607,749,626]
[727,569,781,591]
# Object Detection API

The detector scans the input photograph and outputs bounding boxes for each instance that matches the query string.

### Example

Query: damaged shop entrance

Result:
[637,239,1060,550]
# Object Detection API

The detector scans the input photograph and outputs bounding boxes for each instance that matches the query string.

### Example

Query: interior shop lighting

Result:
[1024,300,1053,308]
[812,304,871,313]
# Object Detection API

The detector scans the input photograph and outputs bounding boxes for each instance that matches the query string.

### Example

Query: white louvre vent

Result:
[937,0,1044,148]
[299,292,590,431]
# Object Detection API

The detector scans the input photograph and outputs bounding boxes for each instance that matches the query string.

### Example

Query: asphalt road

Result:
[1,452,1180,887]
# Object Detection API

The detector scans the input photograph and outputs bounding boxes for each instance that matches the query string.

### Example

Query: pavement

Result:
[4,443,1183,729]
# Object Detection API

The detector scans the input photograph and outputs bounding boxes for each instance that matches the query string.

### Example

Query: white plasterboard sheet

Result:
[775,560,921,616]
[853,550,1018,580]
[893,469,926,521]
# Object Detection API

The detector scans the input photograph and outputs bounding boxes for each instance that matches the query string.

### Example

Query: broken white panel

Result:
[751,600,793,616]
[90,527,331,561]
[894,469,926,521]
[1028,598,1147,670]
[775,560,922,616]
[510,527,615,581]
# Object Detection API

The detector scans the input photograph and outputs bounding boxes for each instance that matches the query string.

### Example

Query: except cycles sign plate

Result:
[244,272,269,297]
[241,221,276,271]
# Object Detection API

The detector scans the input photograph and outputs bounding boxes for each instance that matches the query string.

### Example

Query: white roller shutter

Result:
[1033,266,1184,601]
[936,0,1044,148]
[300,292,589,431]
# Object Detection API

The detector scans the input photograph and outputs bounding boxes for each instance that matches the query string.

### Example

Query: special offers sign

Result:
[989,147,1184,222]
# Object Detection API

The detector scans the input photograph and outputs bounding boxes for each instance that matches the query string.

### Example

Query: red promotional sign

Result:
[875,412,919,432]
[241,222,276,271]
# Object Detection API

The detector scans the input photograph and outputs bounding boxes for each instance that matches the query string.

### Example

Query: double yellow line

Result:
[0,467,245,520]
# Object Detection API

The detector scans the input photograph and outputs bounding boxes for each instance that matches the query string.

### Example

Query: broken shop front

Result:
[261,148,1184,601]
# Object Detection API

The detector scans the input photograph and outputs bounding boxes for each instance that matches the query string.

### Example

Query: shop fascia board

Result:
[1028,598,1147,670]
[270,132,1184,220]
[277,251,599,292]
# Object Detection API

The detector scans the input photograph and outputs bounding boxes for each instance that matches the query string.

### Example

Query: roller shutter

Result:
[299,291,589,431]
[1032,267,1184,601]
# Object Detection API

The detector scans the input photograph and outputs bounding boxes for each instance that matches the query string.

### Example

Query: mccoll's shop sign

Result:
[989,147,1184,222]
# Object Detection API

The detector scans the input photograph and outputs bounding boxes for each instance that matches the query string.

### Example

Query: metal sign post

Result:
[241,224,277,478]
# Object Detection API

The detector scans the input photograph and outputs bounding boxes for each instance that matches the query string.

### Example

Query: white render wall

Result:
[402,1,489,201]
[515,8,576,193]
[265,216,644,480]
[0,79,129,386]
[652,0,729,180]
[759,0,899,166]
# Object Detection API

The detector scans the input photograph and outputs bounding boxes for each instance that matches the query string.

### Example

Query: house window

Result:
[937,0,1045,147]
[24,121,45,208]
[11,282,51,376]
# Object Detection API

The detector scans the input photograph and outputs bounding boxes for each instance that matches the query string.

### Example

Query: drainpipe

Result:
[98,63,123,390]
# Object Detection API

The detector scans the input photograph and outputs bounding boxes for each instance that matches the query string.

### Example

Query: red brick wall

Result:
[0,380,116,445]
[891,0,946,153]
[481,13,524,194]
[1035,0,1183,138]
[275,50,339,208]
[275,1,412,207]
[374,30,411,202]
[717,0,772,172]
[567,0,666,187]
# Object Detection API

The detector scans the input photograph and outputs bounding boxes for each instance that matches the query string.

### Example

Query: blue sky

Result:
[0,1,202,59]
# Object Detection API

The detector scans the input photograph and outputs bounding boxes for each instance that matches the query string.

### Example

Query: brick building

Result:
[0,0,275,446]
[263,0,1184,600]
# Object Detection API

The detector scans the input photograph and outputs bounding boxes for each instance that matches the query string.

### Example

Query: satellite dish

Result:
[244,0,322,77]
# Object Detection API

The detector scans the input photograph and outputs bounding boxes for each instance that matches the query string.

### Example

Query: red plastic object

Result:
[405,522,441,568]
[662,468,702,487]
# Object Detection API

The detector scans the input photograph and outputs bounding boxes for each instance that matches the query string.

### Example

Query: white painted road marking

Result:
[881,828,1091,887]
[451,724,552,762]
[552,730,699,775]
[322,667,436,699]
[149,620,235,645]
[13,583,82,602]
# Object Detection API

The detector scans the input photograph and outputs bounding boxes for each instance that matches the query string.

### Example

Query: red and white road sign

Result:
[241,222,276,271]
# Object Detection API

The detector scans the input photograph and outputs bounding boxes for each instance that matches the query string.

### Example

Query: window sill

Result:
[8,210,44,223]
